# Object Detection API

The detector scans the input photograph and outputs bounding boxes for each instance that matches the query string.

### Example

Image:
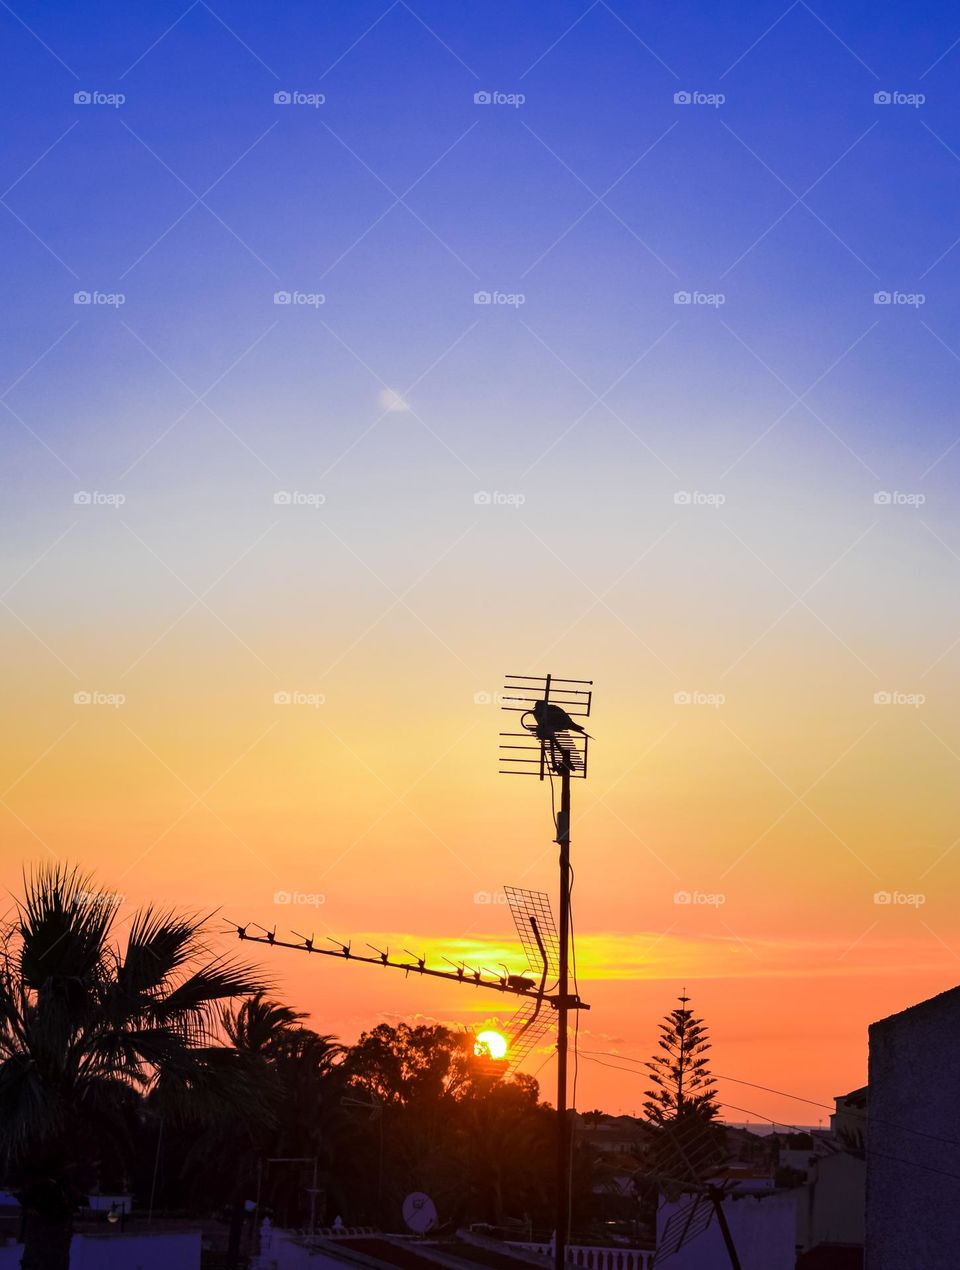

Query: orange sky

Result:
[3,526,960,1126]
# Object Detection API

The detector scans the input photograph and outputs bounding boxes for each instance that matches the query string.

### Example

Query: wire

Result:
[582,1051,834,1112]
[579,1048,960,1151]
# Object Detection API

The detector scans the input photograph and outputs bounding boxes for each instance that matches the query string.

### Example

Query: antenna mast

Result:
[499,671,592,1270]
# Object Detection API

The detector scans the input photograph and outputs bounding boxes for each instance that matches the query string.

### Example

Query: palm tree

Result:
[200,993,343,1266]
[0,863,266,1270]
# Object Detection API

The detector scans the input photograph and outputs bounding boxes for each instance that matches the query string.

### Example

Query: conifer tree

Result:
[643,993,719,1125]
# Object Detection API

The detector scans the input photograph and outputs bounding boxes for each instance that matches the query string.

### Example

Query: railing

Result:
[507,1242,656,1269]
[313,1226,377,1240]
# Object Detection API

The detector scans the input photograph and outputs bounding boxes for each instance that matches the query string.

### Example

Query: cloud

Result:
[378,388,409,413]
[342,929,954,985]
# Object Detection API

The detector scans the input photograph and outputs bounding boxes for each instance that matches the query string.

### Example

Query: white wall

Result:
[656,1192,795,1270]
[0,1232,201,1269]
[867,989,960,1270]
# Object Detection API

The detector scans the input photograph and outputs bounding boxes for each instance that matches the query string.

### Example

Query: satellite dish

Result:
[402,1191,438,1234]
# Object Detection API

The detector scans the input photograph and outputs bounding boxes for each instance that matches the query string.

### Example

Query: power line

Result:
[581,1049,832,1110]
[578,1049,960,1150]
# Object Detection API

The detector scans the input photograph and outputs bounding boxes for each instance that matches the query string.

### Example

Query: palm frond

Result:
[17,864,114,991]
[151,955,268,1035]
[118,907,205,996]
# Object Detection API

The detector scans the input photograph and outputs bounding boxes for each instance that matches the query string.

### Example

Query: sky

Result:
[3,0,960,1127]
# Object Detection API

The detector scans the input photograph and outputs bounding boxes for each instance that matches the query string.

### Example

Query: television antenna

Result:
[654,1182,742,1269]
[228,672,594,1258]
[645,1114,743,1269]
[499,672,593,1270]
[228,888,587,1067]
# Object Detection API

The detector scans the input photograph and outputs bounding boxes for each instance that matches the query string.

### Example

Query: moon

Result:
[475,1029,508,1059]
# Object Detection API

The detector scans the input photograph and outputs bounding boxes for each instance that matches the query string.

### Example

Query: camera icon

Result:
[474,91,492,105]
[873,491,892,505]
[474,691,492,705]
[274,291,292,305]
[473,291,492,305]
[673,491,692,505]
[474,891,492,904]
[273,491,292,505]
[673,290,692,304]
[73,691,92,705]
[874,890,892,904]
[673,890,692,904]
[473,491,492,505]
[874,91,891,105]
[273,691,292,705]
[73,91,92,105]
[873,291,891,305]
[673,691,691,704]
[273,890,292,904]
[73,491,92,504]
[73,291,91,305]
[673,91,691,105]
[874,691,892,705]
[274,91,292,105]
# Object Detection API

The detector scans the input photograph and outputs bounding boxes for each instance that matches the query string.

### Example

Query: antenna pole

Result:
[555,764,572,1270]
[712,1190,743,1270]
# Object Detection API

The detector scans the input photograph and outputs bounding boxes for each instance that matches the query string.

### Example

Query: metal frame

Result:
[500,672,593,1270]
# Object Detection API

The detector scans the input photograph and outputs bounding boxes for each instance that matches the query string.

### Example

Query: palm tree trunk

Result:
[225,1187,247,1270]
[20,1210,72,1270]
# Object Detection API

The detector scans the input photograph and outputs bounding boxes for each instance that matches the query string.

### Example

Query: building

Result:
[866,985,960,1269]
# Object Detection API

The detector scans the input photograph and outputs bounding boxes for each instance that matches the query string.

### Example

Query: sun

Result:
[474,1030,508,1060]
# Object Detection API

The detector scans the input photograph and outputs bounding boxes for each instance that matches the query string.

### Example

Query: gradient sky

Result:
[4,0,960,1127]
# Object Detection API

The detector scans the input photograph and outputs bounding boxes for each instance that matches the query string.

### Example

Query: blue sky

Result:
[4,1,960,505]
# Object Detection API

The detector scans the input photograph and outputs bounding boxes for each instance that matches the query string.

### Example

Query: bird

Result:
[532,699,592,738]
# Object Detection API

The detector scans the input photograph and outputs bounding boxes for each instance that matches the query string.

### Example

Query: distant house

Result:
[794,1088,866,1260]
[866,986,960,1269]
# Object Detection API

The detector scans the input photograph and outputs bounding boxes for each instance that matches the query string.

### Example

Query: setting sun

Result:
[475,1030,509,1060]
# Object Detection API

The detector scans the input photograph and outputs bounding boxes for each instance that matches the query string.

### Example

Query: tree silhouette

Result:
[643,994,722,1185]
[189,991,344,1267]
[0,864,265,1270]
[643,994,719,1124]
